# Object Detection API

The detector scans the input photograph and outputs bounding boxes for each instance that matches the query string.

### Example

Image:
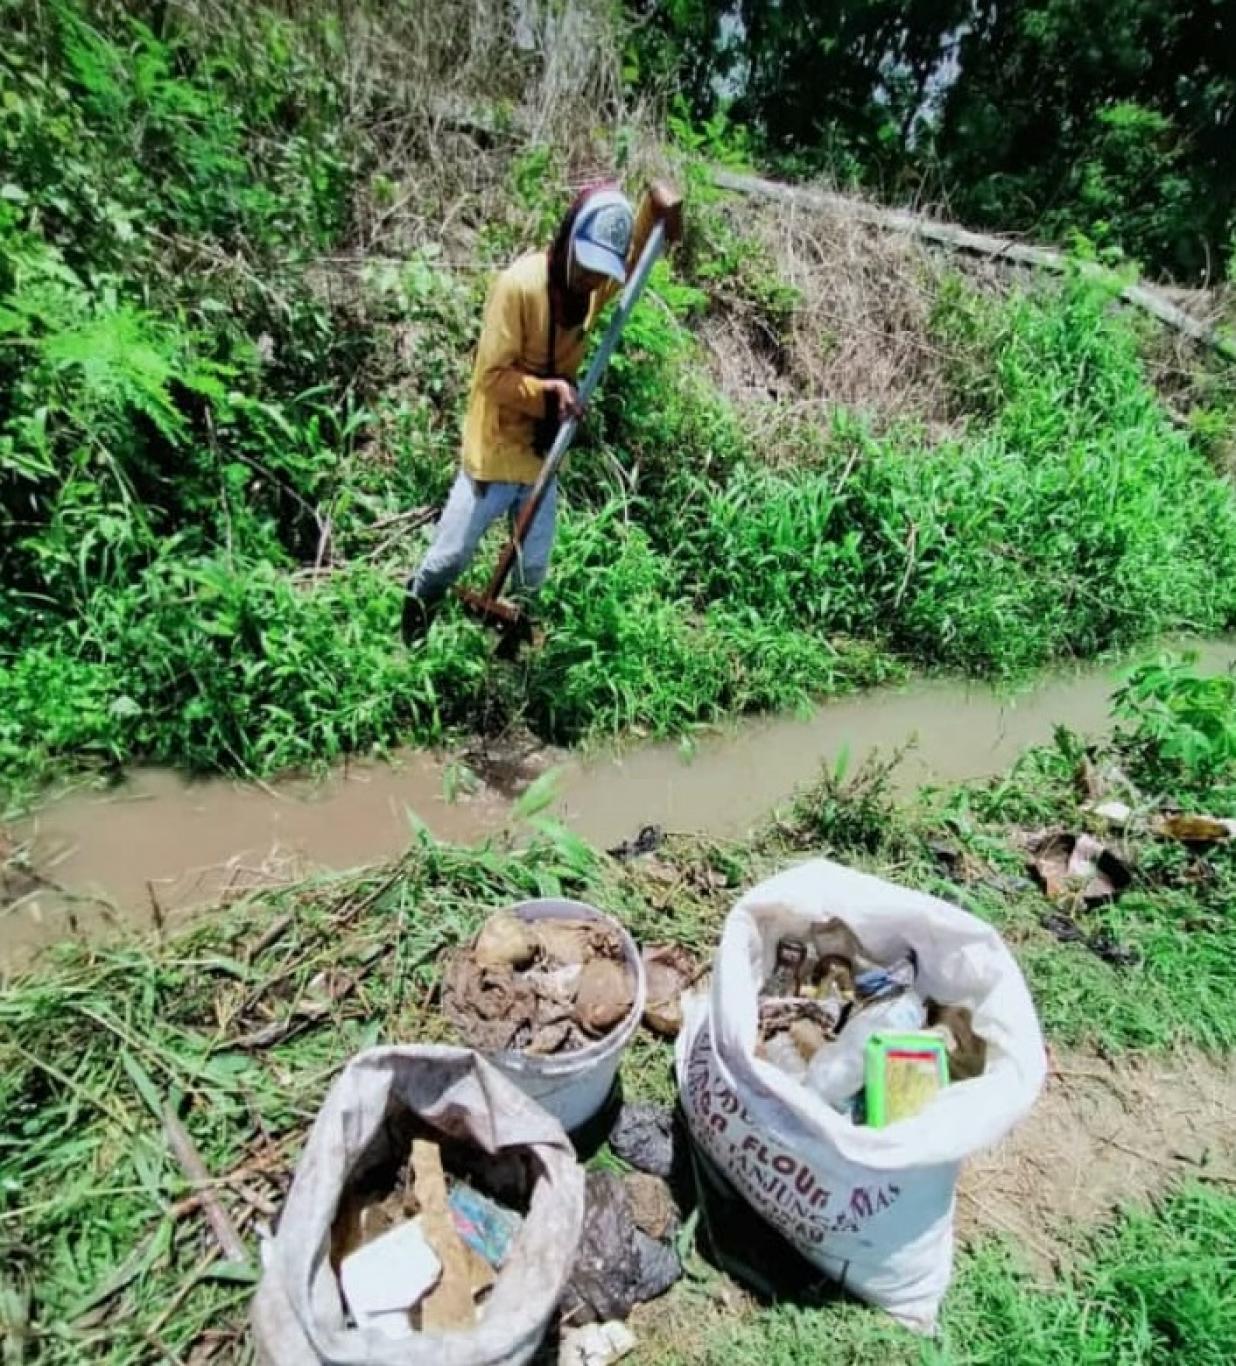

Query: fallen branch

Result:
[163,1107,249,1265]
[244,913,293,963]
[712,168,1236,362]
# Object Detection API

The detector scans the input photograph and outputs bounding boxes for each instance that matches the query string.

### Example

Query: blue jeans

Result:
[409,471,558,604]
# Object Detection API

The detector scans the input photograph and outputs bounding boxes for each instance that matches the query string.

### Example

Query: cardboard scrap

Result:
[412,1138,477,1331]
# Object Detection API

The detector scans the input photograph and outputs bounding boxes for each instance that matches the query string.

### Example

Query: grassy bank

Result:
[3,1,1236,805]
[3,659,1235,1361]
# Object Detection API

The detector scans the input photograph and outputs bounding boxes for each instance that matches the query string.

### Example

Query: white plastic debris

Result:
[1089,799,1133,827]
[557,1321,637,1366]
[340,1217,441,1340]
[804,990,926,1110]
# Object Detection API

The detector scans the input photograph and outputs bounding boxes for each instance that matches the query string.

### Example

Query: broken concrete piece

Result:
[474,912,537,971]
[558,1321,637,1366]
[623,1172,676,1240]
[574,958,634,1036]
[641,943,699,1038]
[411,1139,476,1332]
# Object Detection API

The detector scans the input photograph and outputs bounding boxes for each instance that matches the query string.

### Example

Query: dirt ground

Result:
[957,1046,1236,1275]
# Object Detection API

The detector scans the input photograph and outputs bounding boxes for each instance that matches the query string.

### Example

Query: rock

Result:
[558,1321,637,1366]
[535,919,594,967]
[640,943,699,1039]
[526,1020,575,1055]
[623,1172,676,1240]
[574,958,634,1036]
[608,1103,675,1178]
[473,912,536,971]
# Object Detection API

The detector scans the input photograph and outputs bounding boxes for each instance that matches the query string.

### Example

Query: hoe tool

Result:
[458,221,667,656]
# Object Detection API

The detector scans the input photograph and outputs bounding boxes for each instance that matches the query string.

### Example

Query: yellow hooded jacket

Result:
[460,195,654,486]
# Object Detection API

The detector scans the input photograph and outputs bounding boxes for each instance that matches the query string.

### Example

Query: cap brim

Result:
[573,237,627,283]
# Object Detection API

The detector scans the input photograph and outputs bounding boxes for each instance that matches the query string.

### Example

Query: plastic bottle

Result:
[804,991,926,1111]
[763,936,808,997]
[762,1031,808,1080]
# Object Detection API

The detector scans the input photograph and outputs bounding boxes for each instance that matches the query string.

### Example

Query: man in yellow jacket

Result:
[402,179,683,643]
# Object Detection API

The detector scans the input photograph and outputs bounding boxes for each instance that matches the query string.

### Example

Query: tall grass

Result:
[3,0,1236,802]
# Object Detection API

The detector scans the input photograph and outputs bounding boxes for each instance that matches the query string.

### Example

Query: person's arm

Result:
[591,180,684,314]
[475,269,551,417]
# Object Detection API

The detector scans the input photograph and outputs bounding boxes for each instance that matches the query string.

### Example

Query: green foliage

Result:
[8,705,1236,1357]
[630,1,1236,280]
[1112,655,1236,794]
[782,749,907,857]
[3,0,1236,806]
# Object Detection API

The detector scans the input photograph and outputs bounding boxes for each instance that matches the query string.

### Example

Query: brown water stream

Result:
[5,638,1234,972]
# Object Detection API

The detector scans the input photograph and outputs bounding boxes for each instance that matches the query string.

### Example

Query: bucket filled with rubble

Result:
[443,900,647,1131]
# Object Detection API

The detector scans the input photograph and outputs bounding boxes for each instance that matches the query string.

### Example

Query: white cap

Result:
[569,188,634,283]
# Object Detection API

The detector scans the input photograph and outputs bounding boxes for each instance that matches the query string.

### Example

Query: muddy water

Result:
[6,638,1234,970]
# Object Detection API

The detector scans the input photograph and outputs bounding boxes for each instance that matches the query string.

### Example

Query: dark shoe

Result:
[400,594,436,646]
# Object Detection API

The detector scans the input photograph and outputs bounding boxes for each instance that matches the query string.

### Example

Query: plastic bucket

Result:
[486,898,647,1132]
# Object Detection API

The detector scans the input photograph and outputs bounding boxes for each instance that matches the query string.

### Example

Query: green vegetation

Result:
[3,2,1236,806]
[4,661,1236,1360]
[681,1185,1236,1364]
[630,1,1236,281]
[5,4,1236,1362]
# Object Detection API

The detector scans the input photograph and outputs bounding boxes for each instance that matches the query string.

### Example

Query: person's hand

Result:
[649,179,684,243]
[543,377,584,419]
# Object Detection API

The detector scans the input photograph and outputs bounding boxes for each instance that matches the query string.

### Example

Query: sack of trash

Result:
[252,1045,585,1365]
[675,858,1046,1332]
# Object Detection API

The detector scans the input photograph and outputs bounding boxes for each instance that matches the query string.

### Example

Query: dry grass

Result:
[700,188,1236,448]
[317,0,628,259]
[699,195,1008,442]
